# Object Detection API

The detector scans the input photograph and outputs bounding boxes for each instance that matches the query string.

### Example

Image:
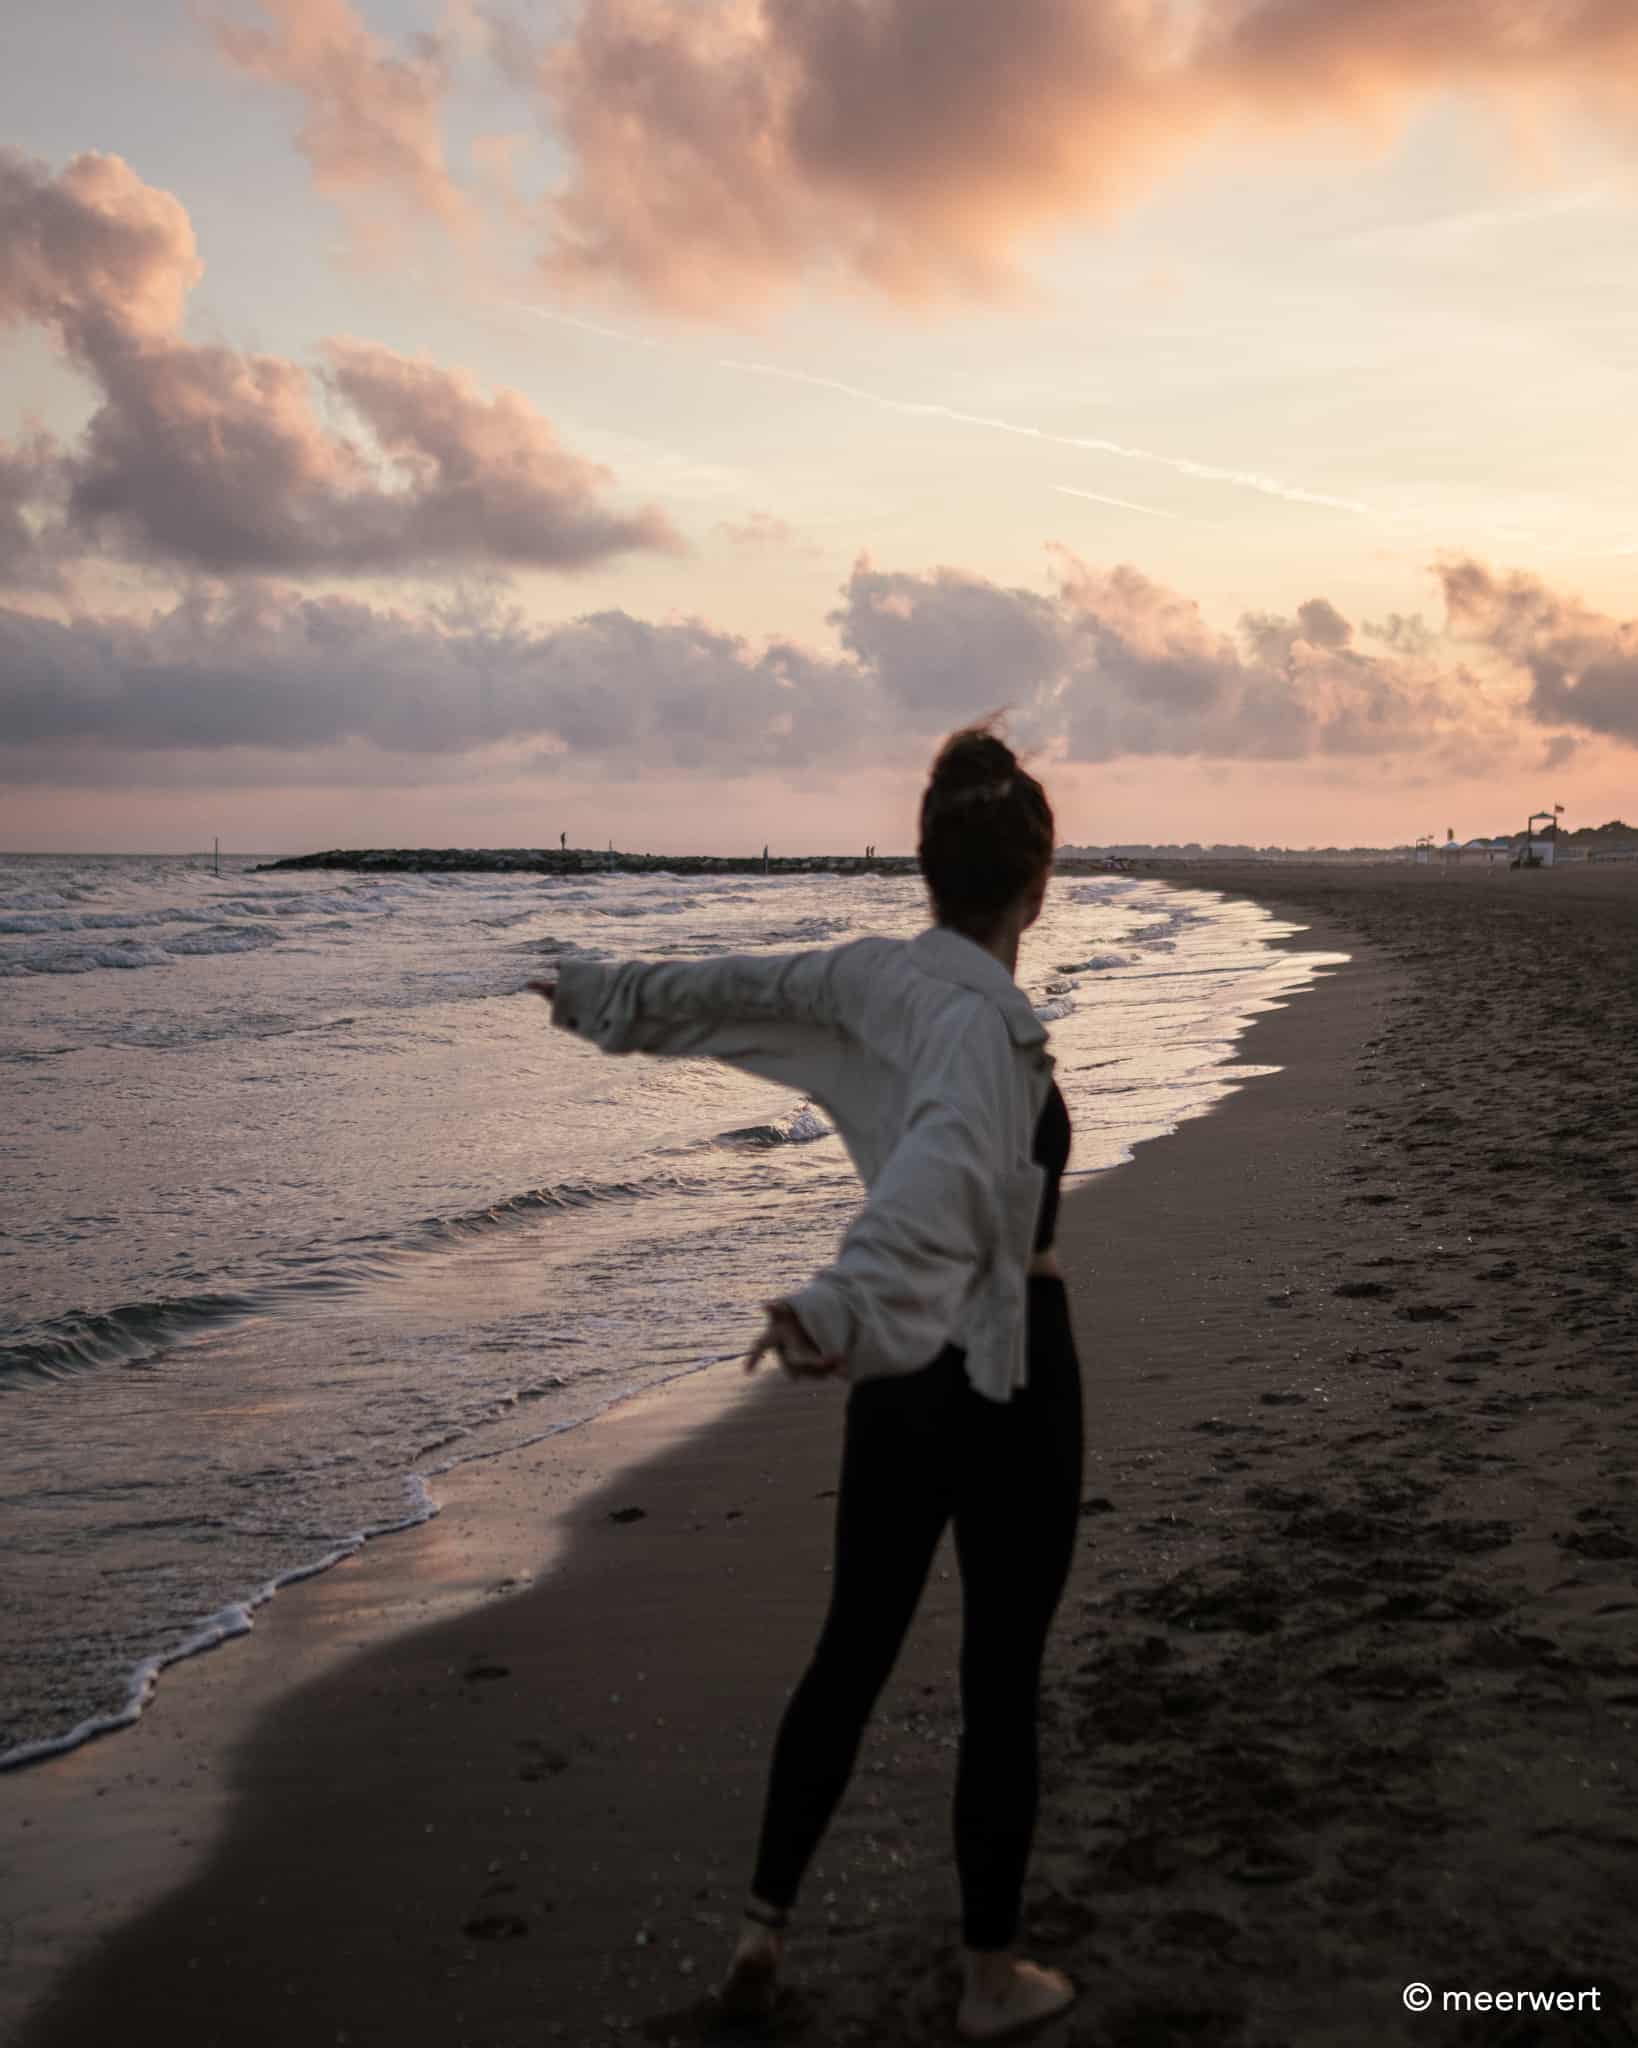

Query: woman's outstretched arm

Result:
[534,944,862,1056]
[527,971,852,1382]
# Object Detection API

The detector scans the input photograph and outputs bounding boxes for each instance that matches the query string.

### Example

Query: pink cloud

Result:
[0,149,200,346]
[6,553,1588,786]
[208,0,470,233]
[1051,550,1495,765]
[499,0,1638,314]
[831,555,1065,731]
[1442,558,1638,743]
[198,0,1638,316]
[0,433,72,592]
[0,148,681,578]
[715,510,823,556]
[0,582,873,771]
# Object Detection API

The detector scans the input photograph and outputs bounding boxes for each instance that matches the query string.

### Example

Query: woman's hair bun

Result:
[926,725,1018,801]
[918,713,1054,942]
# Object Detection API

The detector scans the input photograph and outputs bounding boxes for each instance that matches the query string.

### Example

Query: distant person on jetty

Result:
[528,717,1080,2042]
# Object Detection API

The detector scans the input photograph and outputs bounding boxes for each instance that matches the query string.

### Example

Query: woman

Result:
[530,719,1082,2042]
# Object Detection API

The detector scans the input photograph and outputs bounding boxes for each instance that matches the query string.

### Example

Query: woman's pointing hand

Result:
[745,1300,847,1381]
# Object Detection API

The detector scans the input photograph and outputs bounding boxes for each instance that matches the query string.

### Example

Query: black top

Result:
[1031,1080,1072,1253]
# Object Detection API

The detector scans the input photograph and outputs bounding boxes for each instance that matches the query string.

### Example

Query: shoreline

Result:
[0,872,1315,1780]
[11,865,1638,2044]
[3,890,1357,2045]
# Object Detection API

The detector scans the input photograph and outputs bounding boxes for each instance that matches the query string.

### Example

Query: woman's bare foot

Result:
[716,1910,785,2023]
[956,1955,1076,2041]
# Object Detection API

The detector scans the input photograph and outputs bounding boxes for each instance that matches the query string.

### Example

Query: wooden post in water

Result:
[214,837,220,876]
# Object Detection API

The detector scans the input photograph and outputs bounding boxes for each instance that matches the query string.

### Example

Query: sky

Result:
[2,0,1635,854]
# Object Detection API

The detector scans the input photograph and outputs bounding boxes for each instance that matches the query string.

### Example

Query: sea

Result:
[0,853,1342,1770]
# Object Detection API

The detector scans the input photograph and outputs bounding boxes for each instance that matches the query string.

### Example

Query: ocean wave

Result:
[0,912,82,934]
[160,926,284,957]
[0,1290,263,1385]
[766,915,851,944]
[0,941,174,976]
[2,1167,720,1387]
[1,894,376,939]
[584,895,705,918]
[0,890,73,911]
[1055,951,1133,973]
[410,1168,715,1243]
[710,1101,833,1149]
[190,895,336,920]
[505,935,590,957]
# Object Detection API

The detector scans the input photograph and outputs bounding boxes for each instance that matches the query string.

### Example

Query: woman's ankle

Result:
[740,1893,789,1940]
[963,1944,1015,1995]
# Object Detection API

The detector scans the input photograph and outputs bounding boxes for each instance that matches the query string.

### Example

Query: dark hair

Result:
[918,713,1054,942]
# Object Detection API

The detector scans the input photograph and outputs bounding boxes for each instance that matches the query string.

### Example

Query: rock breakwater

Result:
[255,848,1126,878]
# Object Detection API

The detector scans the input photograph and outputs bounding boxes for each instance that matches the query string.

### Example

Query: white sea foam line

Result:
[0,1477,439,1774]
[0,1354,736,1777]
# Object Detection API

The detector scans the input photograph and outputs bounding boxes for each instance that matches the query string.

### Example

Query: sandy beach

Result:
[8,864,1638,2048]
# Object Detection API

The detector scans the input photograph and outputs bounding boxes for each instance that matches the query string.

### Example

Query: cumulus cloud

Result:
[0,147,681,577]
[831,557,1066,739]
[1441,558,1638,743]
[716,510,822,555]
[1054,552,1494,764]
[0,434,72,592]
[476,0,1638,314]
[8,552,1570,788]
[0,148,200,346]
[822,547,1497,766]
[0,583,875,774]
[519,0,1191,314]
[205,0,1638,318]
[208,0,469,234]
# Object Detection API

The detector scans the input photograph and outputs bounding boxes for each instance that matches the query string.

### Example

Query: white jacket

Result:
[549,925,1058,1402]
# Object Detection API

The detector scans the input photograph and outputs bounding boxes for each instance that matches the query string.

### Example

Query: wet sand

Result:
[8,866,1638,2046]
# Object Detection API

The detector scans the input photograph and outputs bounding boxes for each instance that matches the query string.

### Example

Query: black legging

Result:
[750,1273,1084,1949]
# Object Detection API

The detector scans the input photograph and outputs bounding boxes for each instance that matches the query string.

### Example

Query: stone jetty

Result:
[254,848,1128,878]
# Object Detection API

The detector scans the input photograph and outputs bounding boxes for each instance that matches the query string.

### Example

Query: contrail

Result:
[718,359,1371,517]
[503,301,664,349]
[502,298,1367,517]
[1054,484,1176,519]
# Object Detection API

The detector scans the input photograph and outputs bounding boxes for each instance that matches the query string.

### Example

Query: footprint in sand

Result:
[462,1912,530,1940]
[517,1737,571,1782]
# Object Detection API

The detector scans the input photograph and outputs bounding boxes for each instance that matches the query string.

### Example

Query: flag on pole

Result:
[1554,804,1565,813]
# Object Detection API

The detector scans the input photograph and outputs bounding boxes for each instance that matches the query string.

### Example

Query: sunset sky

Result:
[3,0,1635,854]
